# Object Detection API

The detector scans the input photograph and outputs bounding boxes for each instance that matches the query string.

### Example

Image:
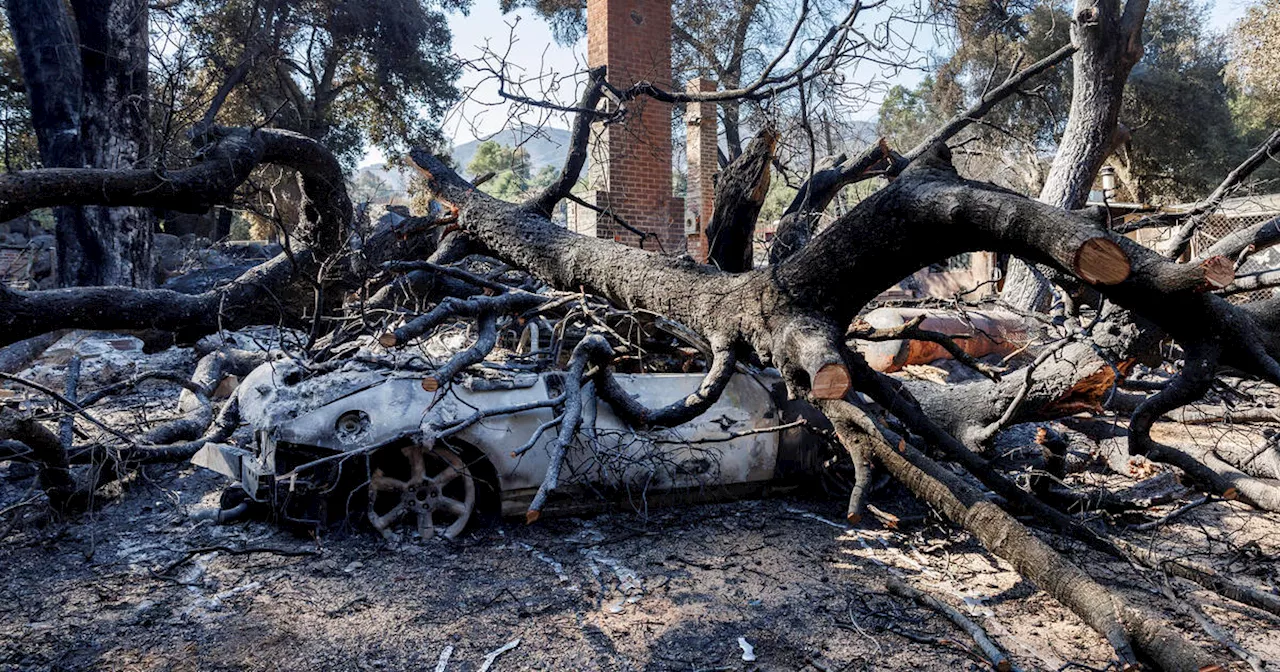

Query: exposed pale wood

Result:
[1196,255,1236,290]
[811,363,852,400]
[1073,237,1131,285]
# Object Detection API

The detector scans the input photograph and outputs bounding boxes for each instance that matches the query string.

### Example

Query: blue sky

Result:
[361,0,1255,167]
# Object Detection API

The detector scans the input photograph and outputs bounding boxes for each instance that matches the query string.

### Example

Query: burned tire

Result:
[366,437,492,541]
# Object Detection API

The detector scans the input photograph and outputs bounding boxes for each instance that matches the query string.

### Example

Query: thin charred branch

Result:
[526,66,608,218]
[425,311,500,392]
[1194,215,1280,263]
[379,291,545,349]
[1116,128,1280,250]
[886,577,1013,672]
[191,0,283,133]
[971,336,1078,446]
[615,0,862,105]
[0,372,137,446]
[432,394,568,440]
[901,42,1077,163]
[383,260,514,295]
[526,334,612,522]
[785,141,894,218]
[1128,343,1219,457]
[561,193,659,251]
[365,231,480,311]
[769,142,893,265]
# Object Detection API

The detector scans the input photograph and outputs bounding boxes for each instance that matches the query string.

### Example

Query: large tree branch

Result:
[414,143,1280,393]
[0,127,358,345]
[0,127,350,252]
[705,127,776,272]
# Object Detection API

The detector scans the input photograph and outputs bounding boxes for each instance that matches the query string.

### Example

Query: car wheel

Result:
[367,439,476,541]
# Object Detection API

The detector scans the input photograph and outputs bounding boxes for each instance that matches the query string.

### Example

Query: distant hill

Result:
[451,125,577,177]
[349,125,577,205]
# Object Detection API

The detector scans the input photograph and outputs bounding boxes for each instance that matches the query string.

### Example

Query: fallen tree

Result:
[3,3,1280,668]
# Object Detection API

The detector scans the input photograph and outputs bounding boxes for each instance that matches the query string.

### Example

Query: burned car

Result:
[193,355,831,540]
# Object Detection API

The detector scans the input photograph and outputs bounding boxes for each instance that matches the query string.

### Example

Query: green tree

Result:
[0,13,38,172]
[876,79,943,153]
[529,164,559,193]
[466,140,532,201]
[878,0,1244,203]
[1112,0,1243,202]
[1230,0,1280,130]
[182,0,465,168]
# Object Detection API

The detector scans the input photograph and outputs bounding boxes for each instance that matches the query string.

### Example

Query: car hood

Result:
[237,359,392,434]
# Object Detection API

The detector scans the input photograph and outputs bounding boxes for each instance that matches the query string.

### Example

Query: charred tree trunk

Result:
[67,0,155,287]
[5,0,94,284]
[7,0,156,288]
[705,128,775,272]
[1040,0,1147,209]
[1001,0,1148,311]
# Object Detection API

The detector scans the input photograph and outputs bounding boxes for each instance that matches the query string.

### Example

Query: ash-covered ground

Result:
[2,459,1279,671]
[1,331,1278,671]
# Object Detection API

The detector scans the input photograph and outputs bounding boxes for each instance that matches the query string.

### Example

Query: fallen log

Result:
[852,308,1027,373]
[820,398,1221,672]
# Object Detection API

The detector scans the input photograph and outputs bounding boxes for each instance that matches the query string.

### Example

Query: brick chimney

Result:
[684,77,717,260]
[569,0,681,252]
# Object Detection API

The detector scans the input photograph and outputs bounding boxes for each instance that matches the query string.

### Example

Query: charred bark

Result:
[705,127,776,272]
[67,0,156,287]
[8,0,158,287]
[0,127,353,345]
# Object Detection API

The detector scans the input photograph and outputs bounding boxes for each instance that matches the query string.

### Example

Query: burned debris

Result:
[2,0,1280,668]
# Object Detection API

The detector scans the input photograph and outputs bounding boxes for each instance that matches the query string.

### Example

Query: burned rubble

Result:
[3,0,1280,667]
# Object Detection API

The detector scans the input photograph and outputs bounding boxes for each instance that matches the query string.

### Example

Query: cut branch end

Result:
[1197,255,1235,290]
[1073,237,1131,285]
[811,363,852,399]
